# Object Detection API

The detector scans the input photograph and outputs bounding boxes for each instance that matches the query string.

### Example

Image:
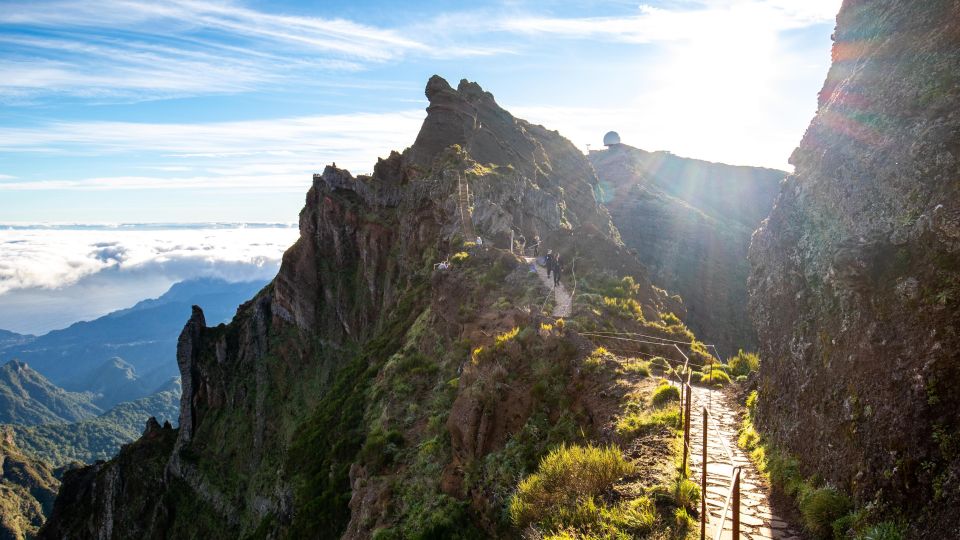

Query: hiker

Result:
[518,233,526,255]
[476,236,483,247]
[533,236,540,257]
[553,254,562,287]
[545,250,554,278]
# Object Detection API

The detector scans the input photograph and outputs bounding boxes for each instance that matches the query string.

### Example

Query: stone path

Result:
[526,257,572,317]
[688,387,804,540]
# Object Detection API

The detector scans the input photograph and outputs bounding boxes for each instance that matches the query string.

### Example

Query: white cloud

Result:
[0,225,299,295]
[0,224,301,333]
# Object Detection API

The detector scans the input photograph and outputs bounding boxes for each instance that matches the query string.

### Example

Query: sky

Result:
[0,0,842,333]
[0,0,843,224]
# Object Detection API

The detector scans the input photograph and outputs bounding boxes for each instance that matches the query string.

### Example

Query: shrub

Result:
[799,486,852,538]
[746,391,759,417]
[673,478,700,512]
[450,251,470,264]
[495,327,520,346]
[508,443,634,529]
[689,370,703,383]
[728,349,760,377]
[603,497,656,532]
[584,347,612,372]
[462,241,477,249]
[738,421,760,450]
[616,409,681,438]
[674,507,695,531]
[857,521,906,540]
[649,356,671,371]
[359,429,404,472]
[651,383,680,408]
[620,358,650,377]
[700,370,731,386]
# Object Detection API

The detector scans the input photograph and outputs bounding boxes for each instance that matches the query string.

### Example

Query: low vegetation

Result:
[739,391,906,540]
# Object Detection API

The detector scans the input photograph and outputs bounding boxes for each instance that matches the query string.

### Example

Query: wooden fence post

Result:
[701,408,707,540]
[732,467,741,540]
[682,384,692,475]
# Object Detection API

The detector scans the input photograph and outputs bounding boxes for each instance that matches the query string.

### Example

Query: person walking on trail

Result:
[518,234,526,255]
[545,250,554,278]
[533,236,540,257]
[553,254,562,287]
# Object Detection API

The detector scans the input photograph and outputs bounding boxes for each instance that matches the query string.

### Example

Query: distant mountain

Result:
[8,378,180,467]
[0,329,34,350]
[76,358,153,409]
[0,361,101,426]
[590,145,785,353]
[0,426,59,540]
[1,278,267,406]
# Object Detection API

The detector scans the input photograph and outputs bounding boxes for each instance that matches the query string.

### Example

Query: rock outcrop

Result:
[590,145,785,353]
[0,427,58,540]
[748,1,960,536]
[41,76,683,539]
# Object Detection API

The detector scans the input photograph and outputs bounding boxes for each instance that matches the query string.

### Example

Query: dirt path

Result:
[688,387,804,540]
[526,257,572,318]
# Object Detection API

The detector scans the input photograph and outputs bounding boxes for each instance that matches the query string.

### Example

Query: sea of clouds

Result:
[0,223,300,334]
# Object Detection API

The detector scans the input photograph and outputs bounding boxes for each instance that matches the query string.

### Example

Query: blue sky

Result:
[0,0,842,224]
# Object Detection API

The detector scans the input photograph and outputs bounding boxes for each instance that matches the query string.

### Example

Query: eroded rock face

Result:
[748,1,960,535]
[0,427,58,540]
[590,145,785,353]
[41,76,660,539]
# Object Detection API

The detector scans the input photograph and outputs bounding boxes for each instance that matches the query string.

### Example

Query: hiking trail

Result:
[525,257,572,318]
[689,387,804,540]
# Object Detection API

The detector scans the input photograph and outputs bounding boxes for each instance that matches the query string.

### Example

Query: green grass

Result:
[700,370,731,386]
[651,383,680,408]
[619,358,650,377]
[616,409,681,438]
[508,443,635,529]
[727,349,760,377]
[856,521,906,540]
[799,486,852,538]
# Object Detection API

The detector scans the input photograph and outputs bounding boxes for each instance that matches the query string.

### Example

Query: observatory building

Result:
[603,131,621,147]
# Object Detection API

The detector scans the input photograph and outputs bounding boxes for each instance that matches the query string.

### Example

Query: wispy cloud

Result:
[0,0,438,100]
[0,110,425,189]
[495,1,838,42]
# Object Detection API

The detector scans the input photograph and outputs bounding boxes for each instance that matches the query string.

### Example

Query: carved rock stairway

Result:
[688,387,805,540]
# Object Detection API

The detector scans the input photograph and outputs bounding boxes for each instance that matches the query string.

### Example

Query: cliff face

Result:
[0,427,58,540]
[41,76,676,539]
[590,146,784,353]
[748,0,960,536]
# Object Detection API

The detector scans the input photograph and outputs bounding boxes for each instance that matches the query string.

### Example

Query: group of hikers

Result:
[435,232,563,288]
[519,234,563,287]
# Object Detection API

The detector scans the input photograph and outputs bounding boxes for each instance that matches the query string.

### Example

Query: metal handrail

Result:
[713,466,742,540]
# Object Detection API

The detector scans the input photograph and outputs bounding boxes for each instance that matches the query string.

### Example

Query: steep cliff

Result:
[0,427,59,540]
[748,1,960,536]
[41,76,690,539]
[590,146,784,353]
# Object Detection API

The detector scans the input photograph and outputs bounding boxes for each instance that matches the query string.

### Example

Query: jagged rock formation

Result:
[590,146,784,353]
[0,427,58,540]
[0,278,267,407]
[41,76,685,539]
[748,1,960,536]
